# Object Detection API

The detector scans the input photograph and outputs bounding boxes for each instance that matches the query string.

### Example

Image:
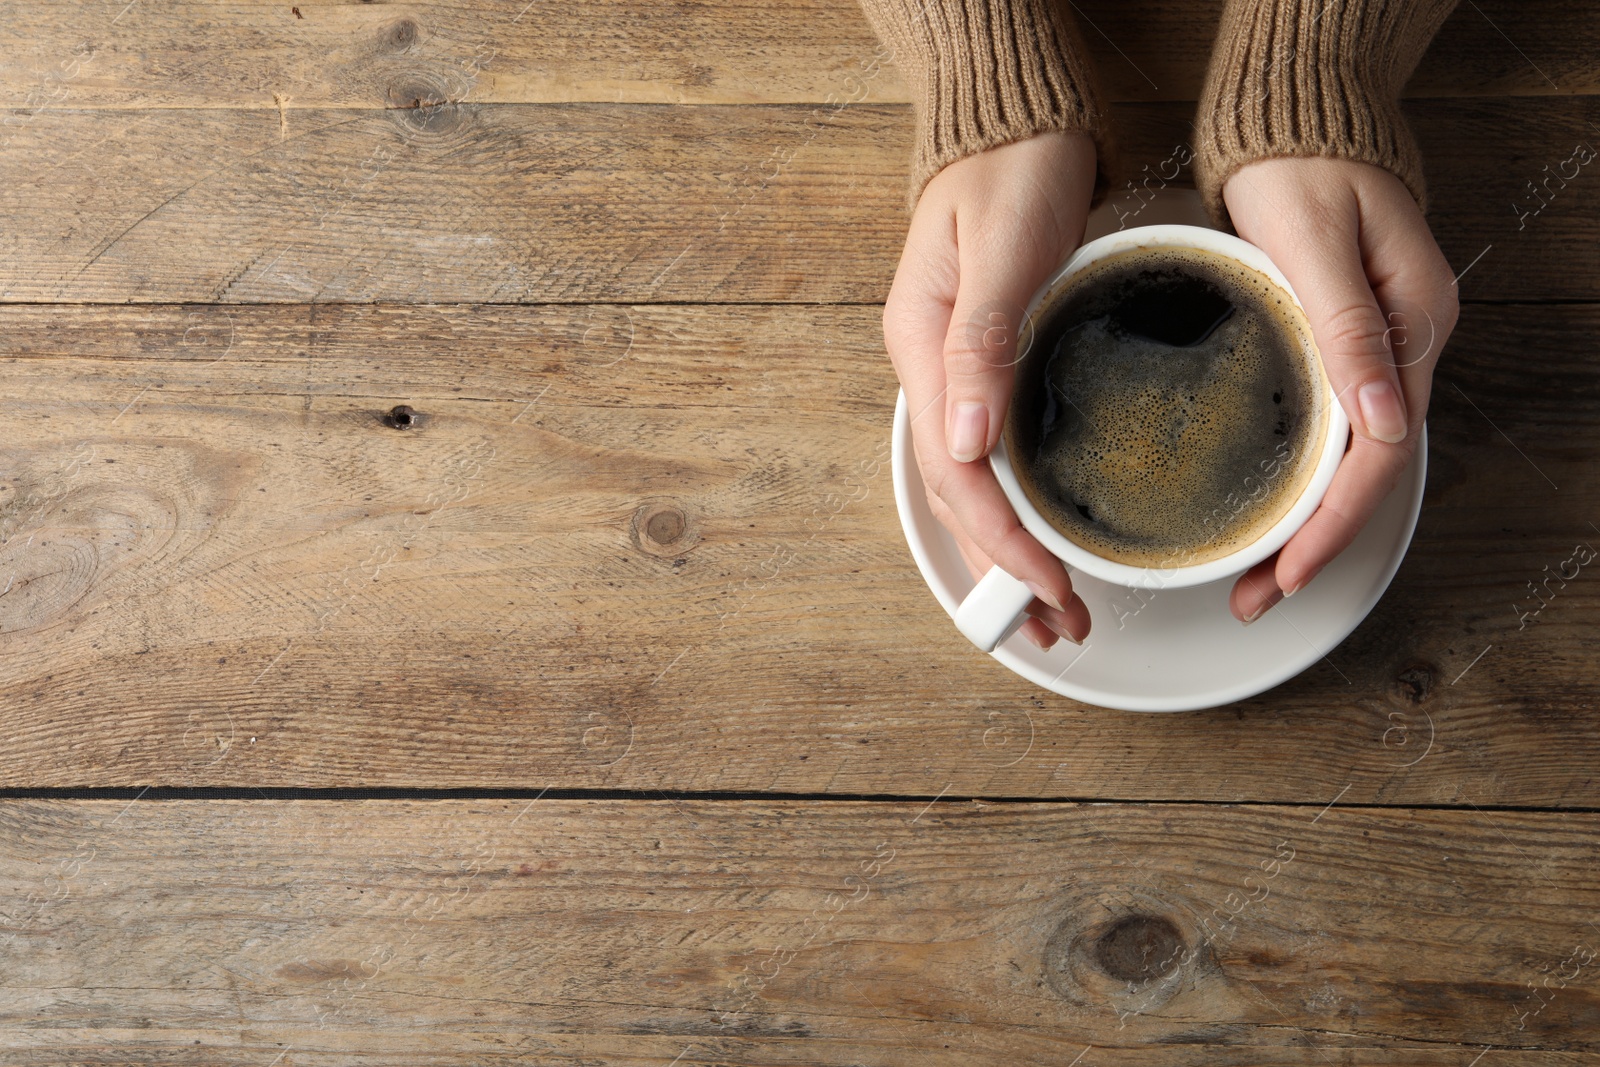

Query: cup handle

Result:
[954,565,1039,652]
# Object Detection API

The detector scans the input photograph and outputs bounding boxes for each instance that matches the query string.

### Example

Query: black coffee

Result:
[1006,246,1326,568]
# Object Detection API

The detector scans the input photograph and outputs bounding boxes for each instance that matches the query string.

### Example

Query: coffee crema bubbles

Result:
[1005,246,1328,568]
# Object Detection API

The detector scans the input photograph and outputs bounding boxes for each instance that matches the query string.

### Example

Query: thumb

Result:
[941,236,1054,464]
[1258,209,1409,445]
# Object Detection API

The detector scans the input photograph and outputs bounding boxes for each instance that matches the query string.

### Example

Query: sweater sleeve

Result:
[854,0,1113,213]
[1194,0,1461,229]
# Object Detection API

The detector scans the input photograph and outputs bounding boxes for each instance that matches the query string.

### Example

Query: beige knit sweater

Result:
[855,0,1461,226]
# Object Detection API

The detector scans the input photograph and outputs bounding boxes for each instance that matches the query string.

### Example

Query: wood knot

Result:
[646,509,685,545]
[386,80,450,110]
[383,18,420,52]
[383,69,476,142]
[1092,914,1184,983]
[631,501,698,559]
[382,404,418,430]
[1395,662,1434,704]
[1041,893,1213,1015]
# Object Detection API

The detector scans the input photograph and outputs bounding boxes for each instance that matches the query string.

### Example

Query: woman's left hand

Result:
[1220,157,1460,623]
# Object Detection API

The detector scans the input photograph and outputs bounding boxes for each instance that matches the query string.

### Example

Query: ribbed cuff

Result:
[1194,0,1460,229]
[856,0,1112,213]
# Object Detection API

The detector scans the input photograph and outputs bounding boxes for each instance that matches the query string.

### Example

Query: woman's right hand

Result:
[883,131,1098,650]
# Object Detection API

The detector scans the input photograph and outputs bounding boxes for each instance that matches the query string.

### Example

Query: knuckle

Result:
[1379,434,1417,471]
[921,461,957,509]
[1321,303,1392,360]
[988,523,1050,581]
[946,302,1032,375]
[944,332,1011,377]
[1350,433,1414,488]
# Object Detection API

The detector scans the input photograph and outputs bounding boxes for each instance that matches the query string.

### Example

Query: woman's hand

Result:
[1221,158,1459,623]
[883,131,1097,650]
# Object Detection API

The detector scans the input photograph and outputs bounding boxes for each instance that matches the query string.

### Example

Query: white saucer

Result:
[888,190,1427,711]
[893,392,1426,710]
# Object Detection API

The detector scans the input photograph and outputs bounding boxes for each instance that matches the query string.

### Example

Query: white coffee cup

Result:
[953,224,1351,652]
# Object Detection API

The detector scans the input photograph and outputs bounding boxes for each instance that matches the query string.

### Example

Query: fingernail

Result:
[1282,566,1321,598]
[1358,381,1407,444]
[948,402,988,463]
[1024,580,1065,612]
[1044,617,1083,645]
[1024,626,1054,650]
[1241,594,1282,626]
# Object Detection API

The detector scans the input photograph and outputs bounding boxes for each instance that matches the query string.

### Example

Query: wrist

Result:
[1192,0,1459,230]
[855,0,1111,213]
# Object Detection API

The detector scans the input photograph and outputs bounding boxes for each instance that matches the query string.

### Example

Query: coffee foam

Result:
[1007,246,1328,568]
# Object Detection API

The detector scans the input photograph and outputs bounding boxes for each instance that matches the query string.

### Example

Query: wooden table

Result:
[1,0,1596,1061]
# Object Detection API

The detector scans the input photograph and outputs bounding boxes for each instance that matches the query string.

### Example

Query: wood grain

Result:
[0,798,1595,1062]
[0,302,1593,803]
[0,99,1594,304]
[0,0,1589,109]
[0,0,1593,1058]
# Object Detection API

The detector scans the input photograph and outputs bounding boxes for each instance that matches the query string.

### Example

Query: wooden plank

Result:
[0,302,1595,803]
[0,0,1589,110]
[1418,101,1600,304]
[0,99,1594,304]
[0,797,1595,1061]
[0,100,912,306]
